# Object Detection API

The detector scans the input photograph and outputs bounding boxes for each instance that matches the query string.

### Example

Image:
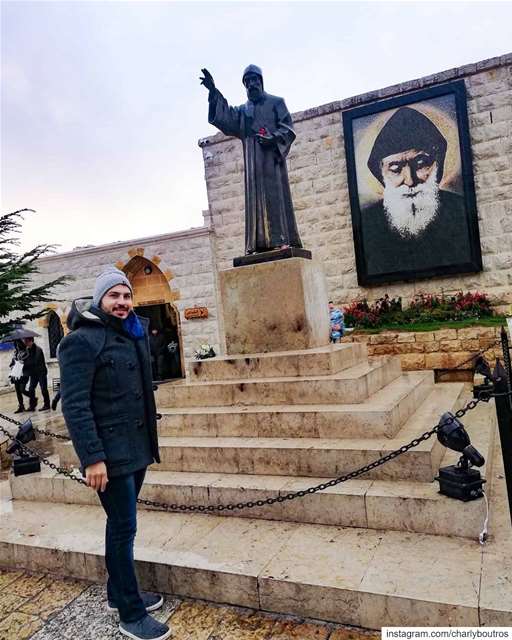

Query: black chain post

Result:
[501,326,512,408]
[495,326,512,527]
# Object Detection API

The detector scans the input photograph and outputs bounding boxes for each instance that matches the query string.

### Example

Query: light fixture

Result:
[6,419,41,476]
[435,412,485,501]
[144,265,152,275]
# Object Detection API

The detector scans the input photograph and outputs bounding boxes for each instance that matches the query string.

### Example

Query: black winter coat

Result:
[24,343,47,378]
[58,299,160,477]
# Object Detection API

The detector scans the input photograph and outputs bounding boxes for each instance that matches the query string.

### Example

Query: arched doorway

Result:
[123,256,185,381]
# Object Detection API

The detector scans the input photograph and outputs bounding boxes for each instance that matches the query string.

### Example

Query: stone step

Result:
[187,342,367,381]
[58,383,465,481]
[9,464,490,540]
[13,386,494,541]
[156,356,402,407]
[158,371,434,439]
[0,500,498,628]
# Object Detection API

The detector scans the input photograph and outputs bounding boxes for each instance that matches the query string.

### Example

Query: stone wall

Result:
[13,225,220,386]
[200,54,512,308]
[343,325,502,375]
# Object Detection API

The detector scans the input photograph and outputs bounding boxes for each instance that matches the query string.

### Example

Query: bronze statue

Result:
[200,65,303,256]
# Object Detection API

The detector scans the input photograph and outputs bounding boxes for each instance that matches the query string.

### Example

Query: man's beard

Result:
[383,172,440,238]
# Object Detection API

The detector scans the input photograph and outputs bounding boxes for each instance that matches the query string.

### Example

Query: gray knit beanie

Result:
[93,267,133,306]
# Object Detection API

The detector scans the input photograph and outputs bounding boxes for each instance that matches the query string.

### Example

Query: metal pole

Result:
[500,327,512,408]
[495,327,512,526]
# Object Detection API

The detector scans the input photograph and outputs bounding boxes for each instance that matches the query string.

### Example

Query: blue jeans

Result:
[97,467,147,623]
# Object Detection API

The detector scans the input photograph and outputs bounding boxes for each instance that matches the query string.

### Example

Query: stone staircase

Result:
[0,342,506,628]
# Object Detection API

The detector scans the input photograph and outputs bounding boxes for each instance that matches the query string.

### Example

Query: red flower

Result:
[259,127,267,136]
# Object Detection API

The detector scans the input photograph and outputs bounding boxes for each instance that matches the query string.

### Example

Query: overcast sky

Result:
[2,0,511,254]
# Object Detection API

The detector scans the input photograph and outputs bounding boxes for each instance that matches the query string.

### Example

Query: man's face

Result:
[381,148,441,238]
[22,337,34,347]
[381,149,436,189]
[244,73,263,102]
[100,284,133,319]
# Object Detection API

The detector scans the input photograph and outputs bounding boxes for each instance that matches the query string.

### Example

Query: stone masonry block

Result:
[460,338,480,351]
[397,333,416,343]
[415,332,435,343]
[425,352,474,370]
[219,258,330,355]
[434,329,457,341]
[457,327,482,340]
[400,354,426,371]
[369,333,397,345]
[393,343,425,355]
[439,339,463,353]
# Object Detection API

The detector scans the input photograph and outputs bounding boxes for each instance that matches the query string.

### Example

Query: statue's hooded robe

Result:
[208,65,303,254]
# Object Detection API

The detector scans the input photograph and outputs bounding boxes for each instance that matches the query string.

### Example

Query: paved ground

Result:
[0,568,379,640]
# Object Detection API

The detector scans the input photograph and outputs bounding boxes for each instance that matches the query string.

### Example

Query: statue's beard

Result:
[383,172,440,238]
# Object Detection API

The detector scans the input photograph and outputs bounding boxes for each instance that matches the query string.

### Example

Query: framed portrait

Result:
[342,80,482,286]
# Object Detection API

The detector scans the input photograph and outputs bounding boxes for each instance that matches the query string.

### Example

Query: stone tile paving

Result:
[0,568,380,640]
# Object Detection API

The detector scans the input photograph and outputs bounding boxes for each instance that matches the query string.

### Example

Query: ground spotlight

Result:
[435,412,486,501]
[6,418,41,476]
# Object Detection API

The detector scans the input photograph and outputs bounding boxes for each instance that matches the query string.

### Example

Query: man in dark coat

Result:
[200,65,303,255]
[22,337,50,411]
[149,328,166,380]
[58,267,170,640]
[361,106,474,280]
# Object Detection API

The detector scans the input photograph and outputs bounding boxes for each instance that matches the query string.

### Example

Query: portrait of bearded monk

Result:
[361,106,473,279]
[200,65,303,256]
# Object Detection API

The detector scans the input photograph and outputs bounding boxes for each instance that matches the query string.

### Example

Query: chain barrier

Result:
[0,422,87,486]
[0,396,483,513]
[0,335,505,513]
[0,410,70,440]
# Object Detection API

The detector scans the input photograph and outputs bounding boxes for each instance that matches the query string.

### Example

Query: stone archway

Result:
[119,255,185,379]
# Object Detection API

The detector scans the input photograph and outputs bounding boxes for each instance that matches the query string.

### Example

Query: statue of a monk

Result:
[200,65,303,255]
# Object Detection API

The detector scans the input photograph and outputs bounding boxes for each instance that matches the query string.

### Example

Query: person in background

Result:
[22,336,50,411]
[9,340,29,413]
[149,328,166,381]
[329,301,345,343]
[166,339,181,379]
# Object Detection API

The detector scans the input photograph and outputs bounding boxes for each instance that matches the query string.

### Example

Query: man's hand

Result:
[85,461,108,492]
[256,133,275,147]
[200,68,215,92]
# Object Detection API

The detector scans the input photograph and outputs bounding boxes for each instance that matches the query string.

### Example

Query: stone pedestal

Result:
[219,257,330,355]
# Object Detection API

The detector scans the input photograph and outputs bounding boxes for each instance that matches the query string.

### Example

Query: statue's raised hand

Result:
[200,68,215,92]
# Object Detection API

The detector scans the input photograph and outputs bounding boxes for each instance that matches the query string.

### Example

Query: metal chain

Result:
[0,422,87,485]
[0,396,482,513]
[0,410,70,441]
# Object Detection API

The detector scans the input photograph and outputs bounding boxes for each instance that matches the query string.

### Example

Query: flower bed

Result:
[343,291,495,330]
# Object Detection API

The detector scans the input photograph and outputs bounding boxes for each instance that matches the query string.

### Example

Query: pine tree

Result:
[0,209,72,338]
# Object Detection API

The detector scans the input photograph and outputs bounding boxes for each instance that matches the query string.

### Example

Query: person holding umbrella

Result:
[8,340,29,413]
[1,328,46,413]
